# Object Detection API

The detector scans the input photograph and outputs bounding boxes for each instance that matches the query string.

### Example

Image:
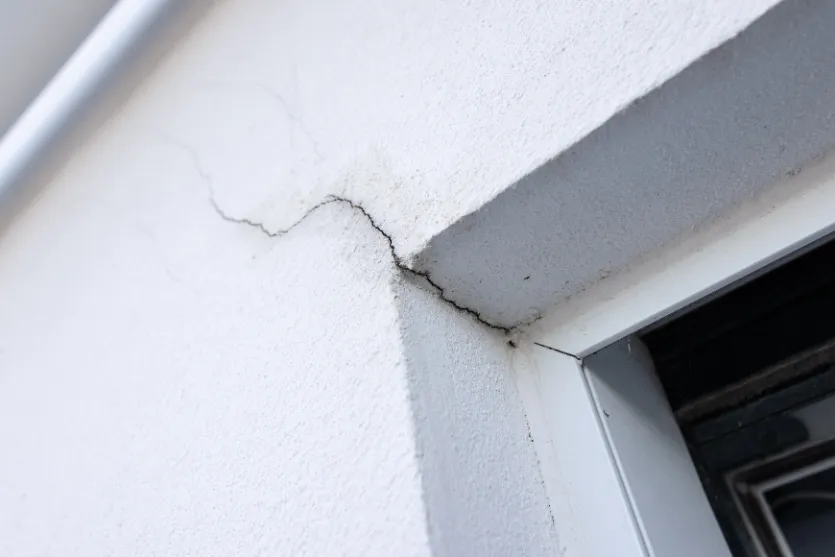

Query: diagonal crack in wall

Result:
[167,138,510,334]
[211,192,511,334]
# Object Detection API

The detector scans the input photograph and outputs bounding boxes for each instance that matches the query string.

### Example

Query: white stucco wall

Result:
[419,0,835,328]
[148,0,779,258]
[0,0,798,554]
[395,282,555,556]
[0,141,434,555]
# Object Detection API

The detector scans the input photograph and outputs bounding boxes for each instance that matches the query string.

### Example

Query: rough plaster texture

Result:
[0,129,556,554]
[395,280,556,556]
[0,21,555,552]
[147,0,778,259]
[0,0,812,554]
[418,0,835,327]
[0,139,434,555]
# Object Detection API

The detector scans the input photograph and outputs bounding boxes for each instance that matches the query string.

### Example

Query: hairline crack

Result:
[164,138,511,334]
[209,193,511,334]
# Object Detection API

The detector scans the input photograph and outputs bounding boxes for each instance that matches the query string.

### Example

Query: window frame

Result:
[524,159,835,557]
[533,155,835,359]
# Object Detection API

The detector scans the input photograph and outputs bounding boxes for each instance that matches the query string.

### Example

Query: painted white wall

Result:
[0,142,434,555]
[417,0,835,328]
[395,282,555,556]
[0,0,793,554]
[147,0,779,258]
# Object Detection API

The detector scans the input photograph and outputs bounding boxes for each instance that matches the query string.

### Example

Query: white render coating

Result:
[0,0,808,555]
[151,0,778,257]
[395,281,556,556]
[419,0,835,327]
[0,142,433,555]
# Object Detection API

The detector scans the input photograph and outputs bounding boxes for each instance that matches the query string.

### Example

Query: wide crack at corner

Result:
[209,192,511,335]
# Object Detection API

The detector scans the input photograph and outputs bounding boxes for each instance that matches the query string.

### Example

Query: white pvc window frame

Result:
[730,443,835,556]
[523,157,835,557]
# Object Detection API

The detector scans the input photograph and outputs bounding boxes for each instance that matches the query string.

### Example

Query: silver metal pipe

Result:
[0,0,176,226]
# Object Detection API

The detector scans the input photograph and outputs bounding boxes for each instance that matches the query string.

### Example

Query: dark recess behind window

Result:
[642,237,835,413]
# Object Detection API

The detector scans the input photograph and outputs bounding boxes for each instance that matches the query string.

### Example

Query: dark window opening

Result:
[641,235,835,557]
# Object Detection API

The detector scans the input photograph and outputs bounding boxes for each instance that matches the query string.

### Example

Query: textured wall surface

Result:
[146,0,778,258]
[0,137,432,555]
[416,0,835,328]
[0,0,797,554]
[395,280,556,556]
